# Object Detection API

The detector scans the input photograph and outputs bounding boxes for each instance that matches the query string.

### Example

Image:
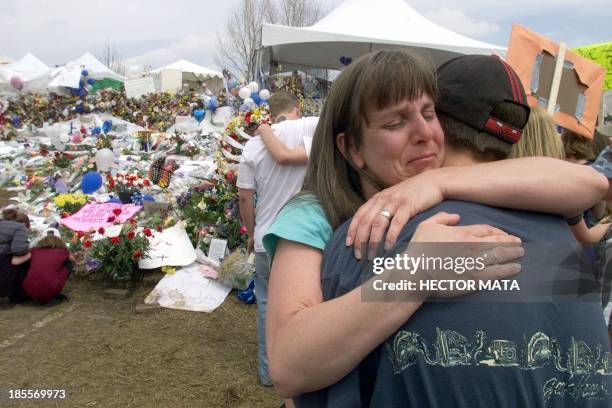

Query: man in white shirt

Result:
[237,92,318,386]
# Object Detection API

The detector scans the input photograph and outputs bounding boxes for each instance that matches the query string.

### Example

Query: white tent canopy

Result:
[151,60,223,78]
[261,0,506,71]
[69,52,125,81]
[5,52,50,81]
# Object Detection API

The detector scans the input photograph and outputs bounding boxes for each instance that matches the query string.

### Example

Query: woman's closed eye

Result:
[383,118,407,130]
[422,110,437,121]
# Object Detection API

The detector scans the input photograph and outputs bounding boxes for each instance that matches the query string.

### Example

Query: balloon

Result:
[78,88,87,97]
[10,76,24,91]
[92,126,101,135]
[251,92,261,106]
[86,78,96,85]
[238,87,251,100]
[193,109,205,124]
[206,96,218,112]
[81,69,88,77]
[95,148,115,172]
[102,120,112,134]
[59,134,70,143]
[259,89,270,101]
[244,97,255,109]
[248,81,259,93]
[81,172,103,194]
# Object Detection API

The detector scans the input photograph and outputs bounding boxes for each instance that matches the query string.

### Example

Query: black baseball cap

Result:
[436,55,530,144]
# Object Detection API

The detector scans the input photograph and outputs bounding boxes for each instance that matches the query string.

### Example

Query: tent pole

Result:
[547,42,567,116]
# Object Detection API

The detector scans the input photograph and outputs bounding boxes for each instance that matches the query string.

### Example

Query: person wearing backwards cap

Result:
[303,55,611,407]
[263,50,608,405]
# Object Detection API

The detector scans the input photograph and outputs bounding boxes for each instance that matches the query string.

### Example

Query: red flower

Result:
[107,216,116,222]
[143,228,152,237]
[110,236,121,244]
[129,218,137,225]
[60,212,69,219]
[112,208,122,216]
[127,231,135,240]
[225,171,235,181]
[240,225,247,235]
[77,231,85,238]
[133,249,142,259]
[156,226,162,232]
[98,227,105,234]
[84,240,92,248]
[143,179,151,186]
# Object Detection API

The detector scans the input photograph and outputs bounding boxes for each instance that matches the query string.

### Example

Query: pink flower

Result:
[240,225,247,235]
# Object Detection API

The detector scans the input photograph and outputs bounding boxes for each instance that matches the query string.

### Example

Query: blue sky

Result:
[0,0,610,69]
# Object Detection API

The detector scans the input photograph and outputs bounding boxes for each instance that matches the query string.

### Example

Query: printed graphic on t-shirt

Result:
[386,328,611,402]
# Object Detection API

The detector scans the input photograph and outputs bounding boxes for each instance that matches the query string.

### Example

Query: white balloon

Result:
[244,97,255,108]
[248,81,259,93]
[238,87,251,100]
[259,89,270,101]
[59,134,70,143]
[95,148,115,172]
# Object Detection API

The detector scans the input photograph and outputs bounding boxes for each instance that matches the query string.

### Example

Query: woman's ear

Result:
[336,133,364,169]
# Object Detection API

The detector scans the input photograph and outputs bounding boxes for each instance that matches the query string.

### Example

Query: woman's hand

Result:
[347,172,444,259]
[386,212,524,299]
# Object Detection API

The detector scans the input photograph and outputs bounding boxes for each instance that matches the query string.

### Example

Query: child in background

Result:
[22,233,75,305]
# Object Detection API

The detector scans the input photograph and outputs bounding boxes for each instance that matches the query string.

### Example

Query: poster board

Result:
[124,77,156,99]
[161,68,182,94]
[506,24,606,139]
[573,42,612,91]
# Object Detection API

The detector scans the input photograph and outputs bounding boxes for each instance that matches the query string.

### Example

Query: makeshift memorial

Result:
[51,152,73,169]
[81,171,103,194]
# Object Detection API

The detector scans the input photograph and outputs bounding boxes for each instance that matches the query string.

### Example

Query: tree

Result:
[97,43,126,76]
[215,0,324,81]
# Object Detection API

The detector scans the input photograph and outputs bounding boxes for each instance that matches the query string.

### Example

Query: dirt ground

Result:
[0,278,278,408]
[0,189,278,407]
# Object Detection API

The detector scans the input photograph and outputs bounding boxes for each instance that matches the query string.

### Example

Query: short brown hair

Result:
[2,208,30,229]
[269,92,299,119]
[562,130,595,161]
[36,235,67,250]
[440,102,529,162]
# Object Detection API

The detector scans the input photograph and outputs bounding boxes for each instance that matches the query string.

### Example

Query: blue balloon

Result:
[143,194,155,202]
[206,96,218,112]
[11,115,21,127]
[78,88,87,97]
[81,172,103,194]
[107,197,123,204]
[193,109,205,123]
[87,78,96,85]
[81,69,88,77]
[102,120,112,133]
[92,126,101,135]
[251,92,261,106]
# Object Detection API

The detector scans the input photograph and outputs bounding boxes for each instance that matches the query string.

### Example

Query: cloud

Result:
[424,8,500,38]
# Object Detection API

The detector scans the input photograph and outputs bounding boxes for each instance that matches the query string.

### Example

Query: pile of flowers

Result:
[83,209,159,281]
[106,171,151,201]
[177,156,245,252]
[71,155,97,176]
[54,193,88,215]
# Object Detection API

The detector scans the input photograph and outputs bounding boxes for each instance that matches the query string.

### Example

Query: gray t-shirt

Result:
[297,201,611,407]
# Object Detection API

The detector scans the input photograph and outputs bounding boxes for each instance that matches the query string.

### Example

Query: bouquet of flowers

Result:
[176,156,245,252]
[83,209,158,281]
[71,155,97,176]
[52,152,74,169]
[54,193,88,215]
[105,171,152,203]
[95,134,113,150]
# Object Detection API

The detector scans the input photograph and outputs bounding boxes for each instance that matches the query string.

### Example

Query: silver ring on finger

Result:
[378,209,393,222]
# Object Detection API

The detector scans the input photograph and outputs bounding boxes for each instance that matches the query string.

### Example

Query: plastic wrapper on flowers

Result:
[218,250,255,290]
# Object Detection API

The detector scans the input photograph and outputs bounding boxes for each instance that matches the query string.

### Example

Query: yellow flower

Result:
[54,196,66,207]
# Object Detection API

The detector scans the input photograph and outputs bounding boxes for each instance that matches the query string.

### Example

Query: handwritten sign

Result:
[124,77,156,99]
[59,203,142,232]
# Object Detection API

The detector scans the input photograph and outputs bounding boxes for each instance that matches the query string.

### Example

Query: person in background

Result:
[509,105,565,160]
[237,91,318,387]
[0,208,31,303]
[22,232,75,305]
